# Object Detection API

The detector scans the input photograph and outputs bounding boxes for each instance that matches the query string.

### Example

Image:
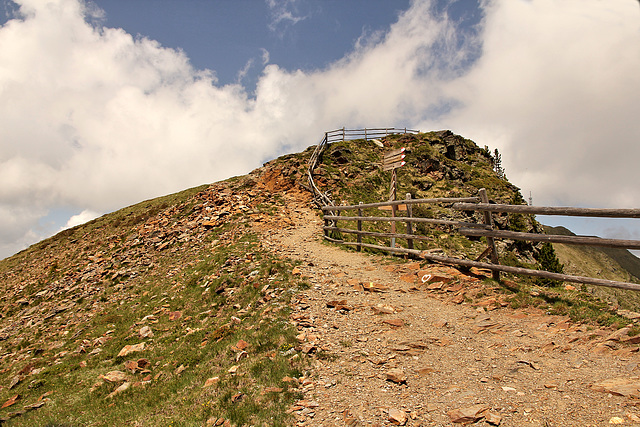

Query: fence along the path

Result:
[321,189,640,292]
[307,128,419,207]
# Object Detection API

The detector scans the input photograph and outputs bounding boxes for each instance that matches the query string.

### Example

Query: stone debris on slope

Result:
[0,163,310,424]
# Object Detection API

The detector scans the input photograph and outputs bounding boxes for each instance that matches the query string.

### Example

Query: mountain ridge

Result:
[2,130,640,425]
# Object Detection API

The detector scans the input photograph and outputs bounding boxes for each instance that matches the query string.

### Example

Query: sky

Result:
[0,0,639,260]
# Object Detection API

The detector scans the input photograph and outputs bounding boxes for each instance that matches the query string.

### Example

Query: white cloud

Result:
[265,0,308,34]
[436,0,640,211]
[1,0,639,259]
[60,209,101,230]
[260,48,270,65]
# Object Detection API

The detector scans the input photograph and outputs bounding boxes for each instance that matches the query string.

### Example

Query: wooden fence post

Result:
[479,188,500,281]
[357,202,363,252]
[406,193,414,250]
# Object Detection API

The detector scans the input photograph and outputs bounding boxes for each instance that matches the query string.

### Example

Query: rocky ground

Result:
[260,201,640,426]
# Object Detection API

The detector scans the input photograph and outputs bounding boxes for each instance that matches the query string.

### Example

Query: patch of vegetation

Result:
[0,180,309,426]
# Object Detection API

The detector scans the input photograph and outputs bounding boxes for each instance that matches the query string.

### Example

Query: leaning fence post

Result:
[357,202,363,251]
[479,188,500,281]
[405,193,414,250]
[323,207,329,238]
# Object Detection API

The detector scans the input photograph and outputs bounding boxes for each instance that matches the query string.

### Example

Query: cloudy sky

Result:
[0,0,639,260]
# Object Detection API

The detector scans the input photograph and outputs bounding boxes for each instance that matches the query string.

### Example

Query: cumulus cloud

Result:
[0,0,639,260]
[60,209,101,230]
[435,0,640,210]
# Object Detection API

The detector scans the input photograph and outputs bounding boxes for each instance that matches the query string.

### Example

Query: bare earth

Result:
[259,202,640,427]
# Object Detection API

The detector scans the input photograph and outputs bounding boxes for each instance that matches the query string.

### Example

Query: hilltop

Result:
[1,131,640,426]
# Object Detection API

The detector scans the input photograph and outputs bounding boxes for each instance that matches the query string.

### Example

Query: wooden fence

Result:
[321,189,640,292]
[307,127,419,207]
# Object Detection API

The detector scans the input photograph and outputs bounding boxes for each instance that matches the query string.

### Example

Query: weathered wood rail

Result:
[307,127,419,207]
[321,189,640,292]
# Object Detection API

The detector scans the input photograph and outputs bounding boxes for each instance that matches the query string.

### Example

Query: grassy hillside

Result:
[0,174,311,426]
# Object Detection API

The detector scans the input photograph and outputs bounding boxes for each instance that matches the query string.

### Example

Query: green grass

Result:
[0,180,310,427]
[2,235,307,426]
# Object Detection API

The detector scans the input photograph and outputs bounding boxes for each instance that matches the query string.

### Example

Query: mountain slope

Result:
[544,225,640,310]
[1,130,639,425]
[0,165,313,426]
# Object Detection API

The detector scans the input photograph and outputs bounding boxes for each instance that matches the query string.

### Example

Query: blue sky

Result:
[94,0,415,89]
[0,0,639,259]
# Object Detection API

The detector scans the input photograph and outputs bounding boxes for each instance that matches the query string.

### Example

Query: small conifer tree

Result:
[493,149,506,180]
[536,242,564,287]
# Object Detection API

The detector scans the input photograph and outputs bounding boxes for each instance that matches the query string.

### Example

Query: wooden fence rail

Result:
[307,127,419,207]
[325,127,420,144]
[321,189,640,292]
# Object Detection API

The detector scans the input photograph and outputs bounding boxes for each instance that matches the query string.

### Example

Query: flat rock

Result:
[388,408,407,425]
[100,370,127,383]
[117,343,145,357]
[447,404,490,423]
[372,304,396,315]
[383,319,405,328]
[386,368,407,384]
[362,282,389,292]
[591,378,640,398]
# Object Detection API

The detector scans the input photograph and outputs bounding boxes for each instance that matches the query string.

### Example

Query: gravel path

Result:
[261,205,640,426]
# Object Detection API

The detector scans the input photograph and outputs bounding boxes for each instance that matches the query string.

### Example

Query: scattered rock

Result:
[362,282,389,292]
[386,368,407,384]
[482,410,502,425]
[8,375,22,390]
[139,325,154,338]
[117,343,145,357]
[388,408,408,425]
[591,378,640,398]
[1,395,19,409]
[447,404,490,424]
[203,377,220,388]
[168,311,182,321]
[100,371,127,383]
[326,300,352,311]
[371,304,396,315]
[295,399,320,408]
[124,360,139,373]
[383,319,405,327]
[235,339,249,351]
[473,314,498,332]
[106,382,130,399]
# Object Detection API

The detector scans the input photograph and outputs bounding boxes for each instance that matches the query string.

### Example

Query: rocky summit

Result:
[1,131,640,426]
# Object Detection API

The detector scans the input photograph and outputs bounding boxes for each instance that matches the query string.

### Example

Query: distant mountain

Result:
[544,225,640,282]
[544,225,640,309]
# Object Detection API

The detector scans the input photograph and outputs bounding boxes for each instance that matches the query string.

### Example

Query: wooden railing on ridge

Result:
[307,127,419,208]
[321,189,640,292]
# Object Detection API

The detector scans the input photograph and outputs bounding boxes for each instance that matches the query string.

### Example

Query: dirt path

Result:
[262,206,640,426]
